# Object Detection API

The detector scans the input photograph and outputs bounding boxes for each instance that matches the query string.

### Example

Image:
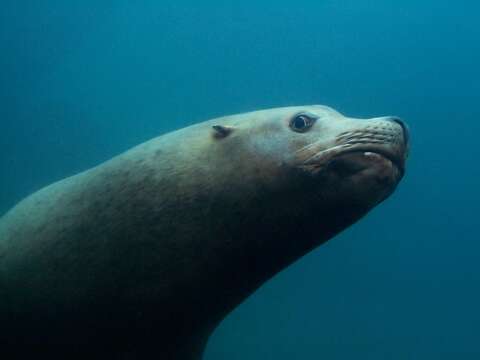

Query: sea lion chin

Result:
[0,105,409,359]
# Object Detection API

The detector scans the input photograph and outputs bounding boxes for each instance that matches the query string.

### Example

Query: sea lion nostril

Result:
[388,117,409,145]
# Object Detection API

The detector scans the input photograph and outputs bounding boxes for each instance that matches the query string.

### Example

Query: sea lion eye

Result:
[290,113,316,132]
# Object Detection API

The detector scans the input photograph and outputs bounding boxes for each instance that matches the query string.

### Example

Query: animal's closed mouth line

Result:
[338,149,404,173]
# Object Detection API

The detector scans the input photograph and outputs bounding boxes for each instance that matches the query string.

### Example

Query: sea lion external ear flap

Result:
[212,125,234,139]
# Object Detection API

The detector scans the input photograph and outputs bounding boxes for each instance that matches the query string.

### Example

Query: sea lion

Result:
[0,105,409,359]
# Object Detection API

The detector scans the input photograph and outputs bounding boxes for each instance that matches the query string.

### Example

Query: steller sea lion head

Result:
[188,105,411,273]
[209,105,408,217]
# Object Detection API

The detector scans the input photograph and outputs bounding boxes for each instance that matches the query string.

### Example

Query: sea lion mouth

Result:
[336,147,404,172]
[298,144,406,179]
[328,149,404,177]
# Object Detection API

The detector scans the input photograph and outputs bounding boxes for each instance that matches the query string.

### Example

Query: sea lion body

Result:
[0,105,408,359]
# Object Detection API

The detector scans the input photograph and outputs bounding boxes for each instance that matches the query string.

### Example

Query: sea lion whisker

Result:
[294,139,324,154]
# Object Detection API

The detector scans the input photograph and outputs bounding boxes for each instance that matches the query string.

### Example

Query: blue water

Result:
[1,1,479,359]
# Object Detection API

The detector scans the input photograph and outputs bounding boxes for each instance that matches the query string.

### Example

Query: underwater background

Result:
[1,0,479,359]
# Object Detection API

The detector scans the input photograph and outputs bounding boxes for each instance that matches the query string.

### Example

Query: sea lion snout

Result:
[386,116,409,146]
[295,111,408,178]
[331,115,409,174]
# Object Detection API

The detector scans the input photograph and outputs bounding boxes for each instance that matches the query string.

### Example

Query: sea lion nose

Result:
[387,116,409,146]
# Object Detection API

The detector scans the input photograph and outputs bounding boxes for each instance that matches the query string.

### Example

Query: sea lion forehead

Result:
[216,105,342,126]
[252,104,341,119]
